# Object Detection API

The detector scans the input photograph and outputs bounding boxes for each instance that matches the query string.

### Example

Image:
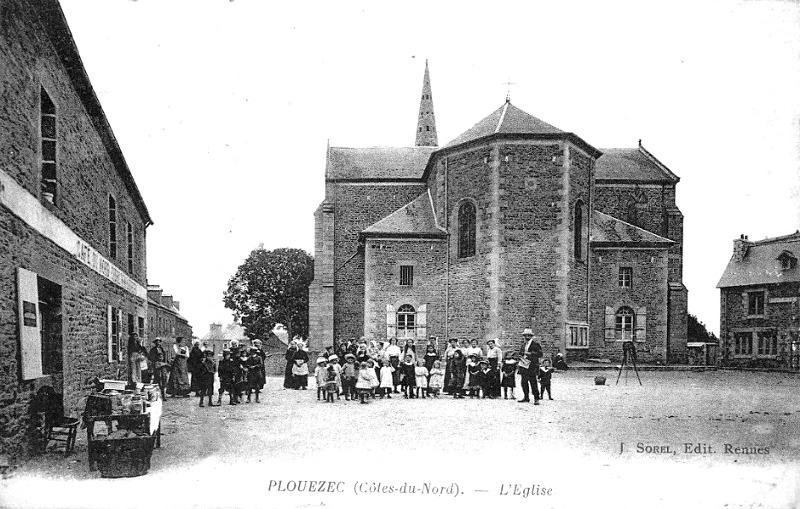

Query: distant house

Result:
[200,323,249,356]
[717,232,800,369]
[147,285,193,358]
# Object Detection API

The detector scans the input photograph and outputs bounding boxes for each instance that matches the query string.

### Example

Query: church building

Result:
[308,62,688,363]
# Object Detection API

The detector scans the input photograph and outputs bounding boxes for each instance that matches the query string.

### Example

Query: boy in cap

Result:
[198,349,217,407]
[342,353,358,400]
[217,349,236,405]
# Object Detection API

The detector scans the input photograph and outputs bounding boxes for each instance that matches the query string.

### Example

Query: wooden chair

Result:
[34,387,80,457]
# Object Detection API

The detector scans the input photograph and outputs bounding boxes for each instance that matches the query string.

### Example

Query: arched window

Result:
[397,304,416,339]
[458,201,476,258]
[615,307,635,341]
[574,200,584,260]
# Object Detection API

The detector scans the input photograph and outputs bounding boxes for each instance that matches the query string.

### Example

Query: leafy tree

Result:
[223,247,314,341]
[687,313,717,342]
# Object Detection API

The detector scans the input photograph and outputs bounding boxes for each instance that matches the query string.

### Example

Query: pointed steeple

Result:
[415,60,438,147]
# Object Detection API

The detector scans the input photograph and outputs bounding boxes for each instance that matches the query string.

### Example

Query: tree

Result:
[687,313,717,343]
[223,247,314,341]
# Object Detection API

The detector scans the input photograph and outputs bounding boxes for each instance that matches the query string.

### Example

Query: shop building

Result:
[0,0,152,460]
[147,285,193,355]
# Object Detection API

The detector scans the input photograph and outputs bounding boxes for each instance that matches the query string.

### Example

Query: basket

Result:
[94,435,156,478]
[594,376,607,385]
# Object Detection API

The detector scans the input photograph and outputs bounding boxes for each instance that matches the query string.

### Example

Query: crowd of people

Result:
[126,334,268,407]
[305,329,568,404]
[125,328,569,408]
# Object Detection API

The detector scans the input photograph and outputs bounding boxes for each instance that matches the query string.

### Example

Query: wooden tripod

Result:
[616,341,642,385]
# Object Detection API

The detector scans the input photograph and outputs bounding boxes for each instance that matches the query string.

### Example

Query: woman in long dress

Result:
[284,341,298,389]
[447,350,466,398]
[168,337,191,397]
[384,338,402,393]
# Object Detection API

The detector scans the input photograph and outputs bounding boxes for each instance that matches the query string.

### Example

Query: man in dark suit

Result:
[518,328,541,404]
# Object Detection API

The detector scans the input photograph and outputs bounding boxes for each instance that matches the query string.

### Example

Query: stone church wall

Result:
[589,248,669,363]
[332,183,426,343]
[496,142,566,355]
[566,146,592,325]
[363,239,446,348]
[440,148,493,341]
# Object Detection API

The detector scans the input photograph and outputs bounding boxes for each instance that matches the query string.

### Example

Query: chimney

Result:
[209,323,223,338]
[173,300,180,311]
[147,285,163,304]
[161,294,174,309]
[733,234,753,262]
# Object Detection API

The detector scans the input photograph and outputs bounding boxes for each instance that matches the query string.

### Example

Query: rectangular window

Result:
[109,196,117,259]
[748,292,765,316]
[399,265,414,286]
[108,306,120,362]
[734,332,753,356]
[567,324,589,349]
[757,331,777,356]
[616,313,634,341]
[127,222,134,274]
[619,267,632,288]
[40,87,57,204]
[138,316,145,342]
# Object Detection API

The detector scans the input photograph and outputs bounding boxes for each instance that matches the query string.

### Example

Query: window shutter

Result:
[117,308,123,361]
[107,305,114,362]
[17,268,43,380]
[386,304,396,340]
[604,306,615,340]
[635,307,647,342]
[416,304,427,340]
[742,292,747,312]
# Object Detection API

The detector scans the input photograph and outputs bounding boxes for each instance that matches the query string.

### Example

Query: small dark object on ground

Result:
[594,376,607,385]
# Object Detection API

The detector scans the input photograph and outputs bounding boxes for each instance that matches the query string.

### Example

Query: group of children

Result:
[212,346,266,406]
[315,354,446,403]
[312,351,556,403]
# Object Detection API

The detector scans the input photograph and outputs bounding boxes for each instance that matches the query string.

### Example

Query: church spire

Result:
[415,59,438,147]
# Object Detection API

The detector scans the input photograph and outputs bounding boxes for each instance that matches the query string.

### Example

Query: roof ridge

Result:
[495,102,510,134]
[754,232,800,245]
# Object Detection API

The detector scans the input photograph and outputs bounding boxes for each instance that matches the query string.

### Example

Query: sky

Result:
[58,0,800,338]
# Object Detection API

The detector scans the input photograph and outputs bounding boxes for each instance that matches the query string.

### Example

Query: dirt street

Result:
[2,369,799,509]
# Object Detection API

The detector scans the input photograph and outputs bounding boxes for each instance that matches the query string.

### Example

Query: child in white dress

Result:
[379,359,395,399]
[428,360,445,397]
[414,359,429,399]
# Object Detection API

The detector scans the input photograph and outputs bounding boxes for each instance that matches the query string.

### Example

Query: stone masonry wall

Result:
[496,142,566,356]
[441,147,492,342]
[0,0,149,461]
[719,282,800,368]
[0,0,148,285]
[0,211,145,461]
[363,238,446,349]
[566,146,592,324]
[332,183,426,344]
[589,248,669,363]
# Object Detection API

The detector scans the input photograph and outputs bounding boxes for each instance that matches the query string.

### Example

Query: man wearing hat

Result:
[148,338,169,399]
[518,328,542,404]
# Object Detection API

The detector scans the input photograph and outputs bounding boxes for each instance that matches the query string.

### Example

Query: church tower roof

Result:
[444,101,563,148]
[415,60,438,147]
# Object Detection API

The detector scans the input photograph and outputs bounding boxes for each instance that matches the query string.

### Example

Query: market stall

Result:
[84,380,162,478]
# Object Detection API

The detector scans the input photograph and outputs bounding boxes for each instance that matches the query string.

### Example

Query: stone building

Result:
[308,61,688,364]
[147,285,193,356]
[0,0,152,459]
[199,322,249,357]
[717,232,800,369]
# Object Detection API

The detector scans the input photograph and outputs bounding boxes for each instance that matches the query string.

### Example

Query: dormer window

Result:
[778,251,797,270]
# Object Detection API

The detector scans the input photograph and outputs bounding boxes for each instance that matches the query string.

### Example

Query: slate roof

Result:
[326,146,436,180]
[445,102,564,148]
[590,210,674,247]
[595,146,679,184]
[361,191,446,238]
[200,323,248,342]
[717,232,800,288]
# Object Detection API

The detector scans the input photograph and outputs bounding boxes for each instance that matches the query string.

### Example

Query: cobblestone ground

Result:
[2,369,799,509]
